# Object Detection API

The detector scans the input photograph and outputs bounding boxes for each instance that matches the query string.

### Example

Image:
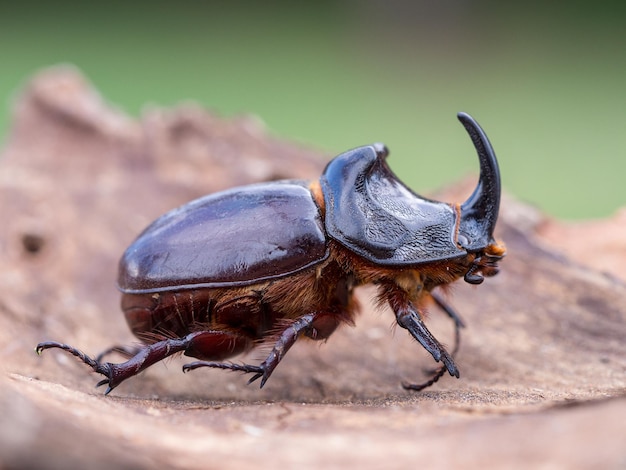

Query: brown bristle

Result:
[309,180,325,217]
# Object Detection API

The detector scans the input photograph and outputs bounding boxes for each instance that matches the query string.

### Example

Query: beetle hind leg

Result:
[36,330,248,394]
[36,341,114,387]
[37,337,197,394]
[95,344,142,362]
[183,312,318,388]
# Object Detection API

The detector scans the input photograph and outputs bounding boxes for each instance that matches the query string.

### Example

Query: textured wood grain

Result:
[1,66,624,469]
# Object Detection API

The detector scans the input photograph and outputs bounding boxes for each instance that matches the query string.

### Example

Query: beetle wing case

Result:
[118,181,328,293]
[320,144,466,265]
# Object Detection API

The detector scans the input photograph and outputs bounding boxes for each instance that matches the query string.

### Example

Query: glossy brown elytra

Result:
[37,112,505,395]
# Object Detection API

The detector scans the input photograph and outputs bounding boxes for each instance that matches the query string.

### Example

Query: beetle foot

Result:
[182,361,269,387]
[38,335,209,394]
[36,341,157,395]
[435,346,459,378]
[36,341,118,393]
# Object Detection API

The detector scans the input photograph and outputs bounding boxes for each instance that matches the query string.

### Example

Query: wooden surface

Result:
[1,66,625,470]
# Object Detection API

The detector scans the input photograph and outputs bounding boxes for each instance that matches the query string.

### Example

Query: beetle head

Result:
[456,112,504,284]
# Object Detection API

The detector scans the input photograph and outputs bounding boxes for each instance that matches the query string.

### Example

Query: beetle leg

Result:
[385,286,459,380]
[401,295,463,391]
[183,312,317,388]
[183,361,264,380]
[95,344,142,362]
[36,341,115,388]
[37,332,208,394]
[430,291,465,329]
[395,308,459,378]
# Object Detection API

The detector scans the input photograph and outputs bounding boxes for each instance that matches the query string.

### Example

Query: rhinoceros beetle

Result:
[37,112,505,394]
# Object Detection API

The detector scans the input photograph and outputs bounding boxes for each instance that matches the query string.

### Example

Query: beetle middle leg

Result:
[183,312,321,388]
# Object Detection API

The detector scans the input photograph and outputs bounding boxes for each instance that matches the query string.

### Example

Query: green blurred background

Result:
[1,1,624,219]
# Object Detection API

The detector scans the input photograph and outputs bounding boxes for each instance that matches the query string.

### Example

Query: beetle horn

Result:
[458,112,501,251]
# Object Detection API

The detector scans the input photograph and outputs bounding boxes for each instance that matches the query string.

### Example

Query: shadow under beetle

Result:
[37,112,505,394]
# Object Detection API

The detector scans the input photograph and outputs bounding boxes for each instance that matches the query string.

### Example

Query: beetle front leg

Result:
[399,292,464,391]
[183,312,317,388]
[395,308,459,378]
[431,291,465,329]
[385,287,459,380]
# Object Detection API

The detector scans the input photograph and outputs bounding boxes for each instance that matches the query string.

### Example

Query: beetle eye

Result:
[457,233,470,248]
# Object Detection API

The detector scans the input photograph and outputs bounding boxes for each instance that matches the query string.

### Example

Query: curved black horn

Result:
[458,112,501,251]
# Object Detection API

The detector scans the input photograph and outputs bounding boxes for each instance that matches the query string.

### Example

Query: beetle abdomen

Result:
[118,181,328,293]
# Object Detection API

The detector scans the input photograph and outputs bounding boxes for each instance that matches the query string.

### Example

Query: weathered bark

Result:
[1,66,624,470]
